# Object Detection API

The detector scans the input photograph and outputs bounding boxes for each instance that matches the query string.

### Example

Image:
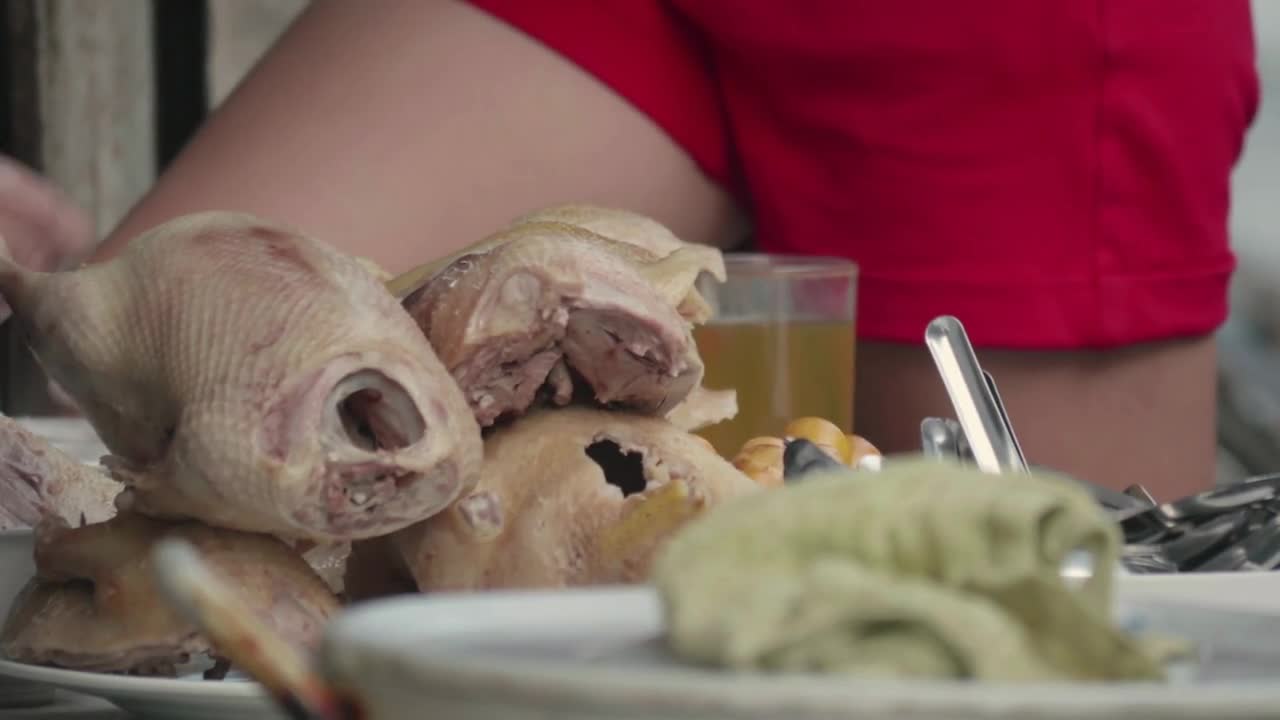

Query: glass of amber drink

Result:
[692,254,858,458]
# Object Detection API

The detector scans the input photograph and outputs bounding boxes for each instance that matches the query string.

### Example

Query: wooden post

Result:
[1,0,156,415]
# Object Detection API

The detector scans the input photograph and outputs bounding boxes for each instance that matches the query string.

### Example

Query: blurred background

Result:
[0,0,1277,484]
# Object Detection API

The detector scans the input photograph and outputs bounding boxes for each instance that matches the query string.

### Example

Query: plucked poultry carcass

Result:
[394,206,733,429]
[0,414,119,531]
[0,512,340,676]
[0,211,483,542]
[346,406,761,597]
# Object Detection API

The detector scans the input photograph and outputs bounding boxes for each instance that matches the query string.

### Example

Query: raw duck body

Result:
[400,213,728,427]
[0,212,483,542]
[0,512,340,675]
[346,406,761,597]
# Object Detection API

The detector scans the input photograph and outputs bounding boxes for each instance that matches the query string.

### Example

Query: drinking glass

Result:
[692,254,858,457]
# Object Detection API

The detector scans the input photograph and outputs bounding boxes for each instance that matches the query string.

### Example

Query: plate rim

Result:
[6,575,1280,717]
[0,658,267,701]
[321,584,1280,718]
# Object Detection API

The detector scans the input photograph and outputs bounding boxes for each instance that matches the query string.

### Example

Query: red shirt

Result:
[467,0,1259,349]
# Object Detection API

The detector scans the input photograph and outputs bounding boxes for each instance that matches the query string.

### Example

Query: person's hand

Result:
[0,155,95,273]
[0,156,94,417]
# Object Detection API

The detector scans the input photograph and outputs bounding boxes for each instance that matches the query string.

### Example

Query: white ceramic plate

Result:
[319,577,1280,720]
[4,573,1280,720]
[0,663,281,720]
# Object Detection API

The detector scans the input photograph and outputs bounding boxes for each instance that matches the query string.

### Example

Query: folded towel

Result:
[653,458,1172,682]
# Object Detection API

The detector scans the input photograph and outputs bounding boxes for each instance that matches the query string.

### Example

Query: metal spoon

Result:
[920,417,961,460]
[924,316,1027,474]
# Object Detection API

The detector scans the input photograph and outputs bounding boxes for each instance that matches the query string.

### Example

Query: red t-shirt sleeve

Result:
[466,0,1260,351]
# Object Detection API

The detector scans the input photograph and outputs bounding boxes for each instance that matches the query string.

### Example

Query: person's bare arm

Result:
[92,0,743,272]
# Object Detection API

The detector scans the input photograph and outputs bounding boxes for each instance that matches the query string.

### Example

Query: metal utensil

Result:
[1159,474,1280,524]
[1158,510,1253,571]
[1115,474,1280,541]
[1115,473,1280,574]
[1121,544,1181,574]
[923,316,1152,516]
[923,316,1149,579]
[1125,484,1158,507]
[980,369,1028,471]
[924,316,1027,474]
[920,417,961,460]
[1235,515,1280,570]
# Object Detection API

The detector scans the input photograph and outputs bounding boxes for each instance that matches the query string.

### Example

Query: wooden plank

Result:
[1,0,156,416]
[32,0,157,239]
[154,0,209,169]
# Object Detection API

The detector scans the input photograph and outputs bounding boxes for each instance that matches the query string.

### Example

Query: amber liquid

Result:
[692,319,856,458]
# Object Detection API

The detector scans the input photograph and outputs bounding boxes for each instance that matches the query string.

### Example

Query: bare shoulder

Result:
[97,0,743,272]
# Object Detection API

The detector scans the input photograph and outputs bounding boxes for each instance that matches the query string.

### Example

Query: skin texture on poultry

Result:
[0,212,483,542]
[400,219,727,427]
[0,413,352,596]
[0,512,340,675]
[513,205,740,432]
[513,205,737,431]
[515,204,689,257]
[0,415,119,530]
[387,203,726,320]
[346,406,761,597]
[510,204,723,323]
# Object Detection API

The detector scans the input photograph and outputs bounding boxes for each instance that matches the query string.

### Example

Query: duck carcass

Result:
[0,212,483,542]
[1,512,340,676]
[348,406,761,596]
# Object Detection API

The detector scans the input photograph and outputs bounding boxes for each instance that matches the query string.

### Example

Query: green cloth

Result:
[652,458,1177,682]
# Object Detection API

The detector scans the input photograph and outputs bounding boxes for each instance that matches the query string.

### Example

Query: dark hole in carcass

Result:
[585,440,647,497]
[335,372,426,453]
[339,389,383,451]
